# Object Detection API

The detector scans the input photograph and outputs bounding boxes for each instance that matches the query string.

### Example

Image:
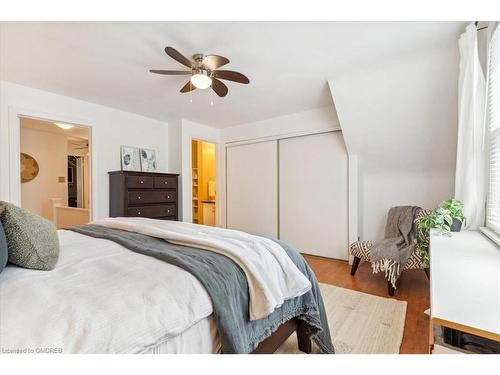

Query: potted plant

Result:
[415,213,432,274]
[440,199,466,232]
[415,199,466,275]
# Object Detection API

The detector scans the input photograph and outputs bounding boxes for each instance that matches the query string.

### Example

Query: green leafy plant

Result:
[415,199,466,267]
[440,198,466,222]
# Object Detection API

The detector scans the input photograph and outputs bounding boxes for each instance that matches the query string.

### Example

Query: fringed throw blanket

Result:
[370,206,421,288]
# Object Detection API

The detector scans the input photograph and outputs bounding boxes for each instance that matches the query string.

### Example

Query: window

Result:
[486,26,500,234]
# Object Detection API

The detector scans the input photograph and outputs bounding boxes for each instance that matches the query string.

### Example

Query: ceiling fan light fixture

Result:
[190,73,212,89]
[150,46,249,97]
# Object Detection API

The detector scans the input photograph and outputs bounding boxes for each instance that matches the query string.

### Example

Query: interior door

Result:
[279,132,348,259]
[226,140,278,238]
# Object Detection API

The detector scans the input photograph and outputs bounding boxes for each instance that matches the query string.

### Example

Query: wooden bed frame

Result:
[250,318,311,354]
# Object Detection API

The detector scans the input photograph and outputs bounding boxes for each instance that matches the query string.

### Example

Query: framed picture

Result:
[120,146,141,171]
[140,148,157,172]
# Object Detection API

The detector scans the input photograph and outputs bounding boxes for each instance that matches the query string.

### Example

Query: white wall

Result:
[330,44,458,239]
[0,81,169,220]
[20,126,69,221]
[167,118,183,174]
[360,169,454,239]
[222,106,340,143]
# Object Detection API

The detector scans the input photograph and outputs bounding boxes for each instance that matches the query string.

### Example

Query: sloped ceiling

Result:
[329,42,459,172]
[329,35,462,239]
[0,21,464,128]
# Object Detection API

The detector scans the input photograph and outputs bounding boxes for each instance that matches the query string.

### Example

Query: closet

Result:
[225,131,348,260]
[226,141,278,238]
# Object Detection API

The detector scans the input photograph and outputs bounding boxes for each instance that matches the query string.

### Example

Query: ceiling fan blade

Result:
[150,69,192,75]
[180,81,196,93]
[211,78,228,97]
[212,70,249,84]
[203,55,230,71]
[165,47,193,68]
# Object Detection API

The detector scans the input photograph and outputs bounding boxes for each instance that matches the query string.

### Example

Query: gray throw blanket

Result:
[370,206,421,288]
[69,225,334,354]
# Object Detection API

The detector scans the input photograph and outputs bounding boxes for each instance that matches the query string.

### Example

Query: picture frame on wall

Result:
[120,145,141,171]
[140,148,157,172]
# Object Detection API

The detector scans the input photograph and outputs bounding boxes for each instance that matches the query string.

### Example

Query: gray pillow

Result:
[0,201,59,271]
[0,222,7,273]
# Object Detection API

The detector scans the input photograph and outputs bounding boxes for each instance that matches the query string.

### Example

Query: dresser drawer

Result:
[127,205,175,218]
[127,175,153,189]
[154,176,177,189]
[128,190,176,204]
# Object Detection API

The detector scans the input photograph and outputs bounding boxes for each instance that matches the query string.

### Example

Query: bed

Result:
[0,218,333,354]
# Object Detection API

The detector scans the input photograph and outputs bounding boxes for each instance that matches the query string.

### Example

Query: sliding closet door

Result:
[226,141,278,238]
[279,132,348,260]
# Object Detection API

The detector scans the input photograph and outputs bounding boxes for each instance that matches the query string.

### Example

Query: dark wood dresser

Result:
[109,171,180,221]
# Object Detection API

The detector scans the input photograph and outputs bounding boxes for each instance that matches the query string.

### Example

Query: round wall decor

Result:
[20,153,39,183]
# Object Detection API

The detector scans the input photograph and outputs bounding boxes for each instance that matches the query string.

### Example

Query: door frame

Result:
[8,106,95,220]
[190,138,218,226]
[183,135,221,225]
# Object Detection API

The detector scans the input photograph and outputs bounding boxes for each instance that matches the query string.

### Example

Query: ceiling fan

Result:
[149,46,249,97]
[69,140,89,150]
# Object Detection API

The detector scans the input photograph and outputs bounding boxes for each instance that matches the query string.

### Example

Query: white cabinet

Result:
[430,230,500,345]
[202,202,216,226]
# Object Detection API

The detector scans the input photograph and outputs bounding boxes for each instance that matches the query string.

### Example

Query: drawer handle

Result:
[140,180,144,184]
[138,196,141,199]
[164,181,168,185]
[167,195,171,199]
[137,211,141,215]
[167,210,171,213]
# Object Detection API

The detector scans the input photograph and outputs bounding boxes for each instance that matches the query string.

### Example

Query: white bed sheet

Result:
[143,316,221,354]
[92,217,311,320]
[0,230,216,354]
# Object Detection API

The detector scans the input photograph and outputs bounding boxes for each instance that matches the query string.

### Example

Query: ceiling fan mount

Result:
[149,46,250,98]
[192,53,205,64]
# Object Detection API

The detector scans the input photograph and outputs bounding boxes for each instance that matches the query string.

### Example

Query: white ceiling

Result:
[20,117,90,140]
[0,22,464,128]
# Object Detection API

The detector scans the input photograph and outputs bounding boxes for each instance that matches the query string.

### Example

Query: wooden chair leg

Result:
[297,321,312,353]
[424,267,430,280]
[350,256,361,275]
[387,281,395,296]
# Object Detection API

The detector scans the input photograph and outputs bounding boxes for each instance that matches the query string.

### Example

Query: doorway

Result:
[19,117,92,228]
[192,140,216,226]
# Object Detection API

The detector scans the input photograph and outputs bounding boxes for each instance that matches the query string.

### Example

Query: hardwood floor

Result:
[304,255,430,354]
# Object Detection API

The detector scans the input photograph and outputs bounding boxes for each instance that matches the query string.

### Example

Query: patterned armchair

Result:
[349,209,431,296]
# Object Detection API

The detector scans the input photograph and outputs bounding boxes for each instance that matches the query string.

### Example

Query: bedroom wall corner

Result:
[0,81,170,220]
[329,43,459,240]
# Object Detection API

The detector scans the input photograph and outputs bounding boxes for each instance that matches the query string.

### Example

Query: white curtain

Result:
[455,23,487,229]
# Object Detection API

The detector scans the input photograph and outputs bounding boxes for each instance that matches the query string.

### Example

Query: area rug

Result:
[276,283,407,354]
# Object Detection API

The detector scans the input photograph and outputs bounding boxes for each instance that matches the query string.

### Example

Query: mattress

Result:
[0,230,217,353]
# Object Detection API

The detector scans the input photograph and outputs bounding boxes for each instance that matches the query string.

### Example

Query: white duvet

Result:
[0,230,214,353]
[91,217,312,320]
